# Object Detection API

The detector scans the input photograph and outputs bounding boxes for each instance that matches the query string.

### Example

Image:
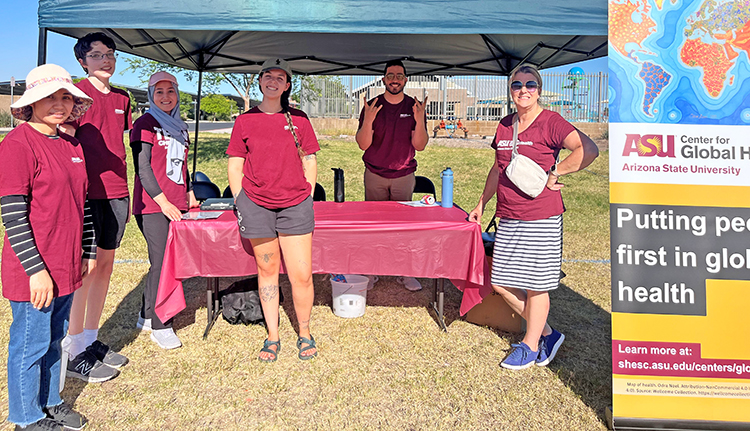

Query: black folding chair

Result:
[413,175,436,198]
[193,171,211,183]
[313,183,326,201]
[192,181,221,202]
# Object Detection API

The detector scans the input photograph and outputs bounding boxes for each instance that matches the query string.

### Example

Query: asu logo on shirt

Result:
[71,157,83,163]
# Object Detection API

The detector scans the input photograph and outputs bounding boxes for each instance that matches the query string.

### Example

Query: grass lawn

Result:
[0,131,611,430]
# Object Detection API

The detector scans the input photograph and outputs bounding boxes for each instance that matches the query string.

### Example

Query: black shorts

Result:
[89,197,129,250]
[235,191,314,239]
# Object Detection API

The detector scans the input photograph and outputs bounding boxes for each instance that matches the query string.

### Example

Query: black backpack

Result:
[220,278,284,326]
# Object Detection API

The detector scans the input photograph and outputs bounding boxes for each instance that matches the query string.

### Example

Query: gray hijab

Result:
[146,81,189,184]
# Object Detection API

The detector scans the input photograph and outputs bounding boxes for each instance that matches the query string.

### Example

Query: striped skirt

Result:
[490,215,562,291]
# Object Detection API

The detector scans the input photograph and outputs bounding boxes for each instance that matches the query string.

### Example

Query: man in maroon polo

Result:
[356,60,429,291]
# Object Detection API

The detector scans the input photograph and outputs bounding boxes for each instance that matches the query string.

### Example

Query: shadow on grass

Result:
[548,282,611,423]
[475,282,612,423]
[308,275,464,329]
[61,273,148,403]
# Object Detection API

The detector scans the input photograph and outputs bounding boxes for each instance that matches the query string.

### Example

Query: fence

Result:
[300,73,608,123]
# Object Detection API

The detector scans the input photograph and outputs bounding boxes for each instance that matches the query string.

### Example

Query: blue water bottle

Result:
[441,167,453,208]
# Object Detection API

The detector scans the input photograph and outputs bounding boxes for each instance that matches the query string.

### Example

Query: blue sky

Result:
[1,1,607,94]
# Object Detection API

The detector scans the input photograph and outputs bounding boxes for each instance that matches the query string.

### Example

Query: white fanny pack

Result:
[504,116,548,198]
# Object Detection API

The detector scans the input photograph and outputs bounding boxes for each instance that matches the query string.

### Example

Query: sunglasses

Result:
[510,80,539,92]
[385,73,406,81]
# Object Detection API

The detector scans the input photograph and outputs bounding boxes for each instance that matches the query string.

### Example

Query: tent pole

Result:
[37,28,47,66]
[192,70,203,177]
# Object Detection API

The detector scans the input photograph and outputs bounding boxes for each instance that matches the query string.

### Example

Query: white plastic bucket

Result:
[331,274,369,318]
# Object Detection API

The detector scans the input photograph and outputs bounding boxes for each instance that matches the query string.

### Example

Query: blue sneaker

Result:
[536,328,565,366]
[500,342,538,370]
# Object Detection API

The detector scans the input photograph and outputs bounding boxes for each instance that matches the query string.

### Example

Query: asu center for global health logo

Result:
[620,133,744,177]
[622,134,675,158]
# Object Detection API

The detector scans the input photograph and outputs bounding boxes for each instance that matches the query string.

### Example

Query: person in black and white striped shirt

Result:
[469,64,599,371]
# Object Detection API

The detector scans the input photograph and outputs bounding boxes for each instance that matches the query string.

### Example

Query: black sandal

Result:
[297,335,317,360]
[259,339,280,362]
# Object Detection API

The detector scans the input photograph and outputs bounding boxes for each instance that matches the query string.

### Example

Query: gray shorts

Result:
[235,191,314,239]
[89,197,129,250]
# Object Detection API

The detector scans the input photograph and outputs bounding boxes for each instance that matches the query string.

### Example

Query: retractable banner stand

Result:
[609,1,750,429]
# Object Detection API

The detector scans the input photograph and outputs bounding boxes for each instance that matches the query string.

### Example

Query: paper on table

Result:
[181,211,224,220]
[398,200,440,207]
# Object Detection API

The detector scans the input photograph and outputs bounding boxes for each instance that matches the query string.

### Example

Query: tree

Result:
[122,57,257,112]
[72,77,138,114]
[179,91,195,120]
[200,94,238,121]
[293,75,347,104]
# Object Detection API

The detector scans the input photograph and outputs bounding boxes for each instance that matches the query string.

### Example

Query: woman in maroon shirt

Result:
[227,58,320,362]
[1,64,94,430]
[469,64,599,370]
[131,71,198,350]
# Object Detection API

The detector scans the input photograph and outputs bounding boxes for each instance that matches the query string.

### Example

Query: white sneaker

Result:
[150,328,182,350]
[137,313,152,332]
[398,276,422,291]
[366,275,379,290]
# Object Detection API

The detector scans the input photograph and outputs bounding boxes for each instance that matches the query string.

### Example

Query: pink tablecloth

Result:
[155,201,491,321]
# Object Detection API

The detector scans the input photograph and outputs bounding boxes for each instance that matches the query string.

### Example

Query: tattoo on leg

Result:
[261,252,274,263]
[299,318,310,331]
[259,284,279,302]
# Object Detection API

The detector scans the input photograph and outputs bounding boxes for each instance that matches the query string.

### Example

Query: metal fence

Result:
[300,72,608,123]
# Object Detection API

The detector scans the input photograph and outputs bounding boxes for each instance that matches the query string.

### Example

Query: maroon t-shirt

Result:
[70,79,132,199]
[130,113,190,215]
[358,94,424,179]
[491,110,576,221]
[226,107,320,209]
[0,123,88,301]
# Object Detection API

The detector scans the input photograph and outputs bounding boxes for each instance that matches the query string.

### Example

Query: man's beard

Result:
[386,83,403,95]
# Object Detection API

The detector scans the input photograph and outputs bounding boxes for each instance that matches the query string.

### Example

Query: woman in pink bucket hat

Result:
[1,64,95,430]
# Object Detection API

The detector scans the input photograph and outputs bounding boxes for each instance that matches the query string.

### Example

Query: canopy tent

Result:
[37,0,607,76]
[37,0,607,170]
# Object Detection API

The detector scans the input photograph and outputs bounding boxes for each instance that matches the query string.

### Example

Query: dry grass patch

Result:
[0,134,612,430]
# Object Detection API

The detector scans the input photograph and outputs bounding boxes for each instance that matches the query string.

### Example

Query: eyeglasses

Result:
[86,53,118,61]
[510,80,539,92]
[385,73,406,81]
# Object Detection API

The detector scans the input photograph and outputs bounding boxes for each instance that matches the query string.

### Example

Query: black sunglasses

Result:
[510,80,539,92]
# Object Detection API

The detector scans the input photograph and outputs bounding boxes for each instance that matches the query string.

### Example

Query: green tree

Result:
[71,77,138,114]
[293,75,347,104]
[179,91,195,120]
[200,94,238,121]
[122,57,257,112]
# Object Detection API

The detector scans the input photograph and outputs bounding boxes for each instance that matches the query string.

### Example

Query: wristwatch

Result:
[549,164,560,178]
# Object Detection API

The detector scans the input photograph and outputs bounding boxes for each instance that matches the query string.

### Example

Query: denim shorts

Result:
[235,190,314,239]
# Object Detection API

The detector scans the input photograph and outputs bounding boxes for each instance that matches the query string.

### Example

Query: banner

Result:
[609,0,750,429]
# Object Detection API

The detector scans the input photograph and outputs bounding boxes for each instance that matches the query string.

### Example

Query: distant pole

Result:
[192,70,203,177]
[10,76,14,128]
[37,28,47,66]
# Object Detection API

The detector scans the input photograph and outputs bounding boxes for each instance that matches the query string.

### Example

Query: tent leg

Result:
[38,28,47,66]
[192,70,203,177]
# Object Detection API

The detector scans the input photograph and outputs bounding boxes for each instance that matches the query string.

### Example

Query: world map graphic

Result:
[609,0,750,124]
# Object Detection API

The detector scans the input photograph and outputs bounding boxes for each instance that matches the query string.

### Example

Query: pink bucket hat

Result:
[10,64,92,122]
[148,71,178,87]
